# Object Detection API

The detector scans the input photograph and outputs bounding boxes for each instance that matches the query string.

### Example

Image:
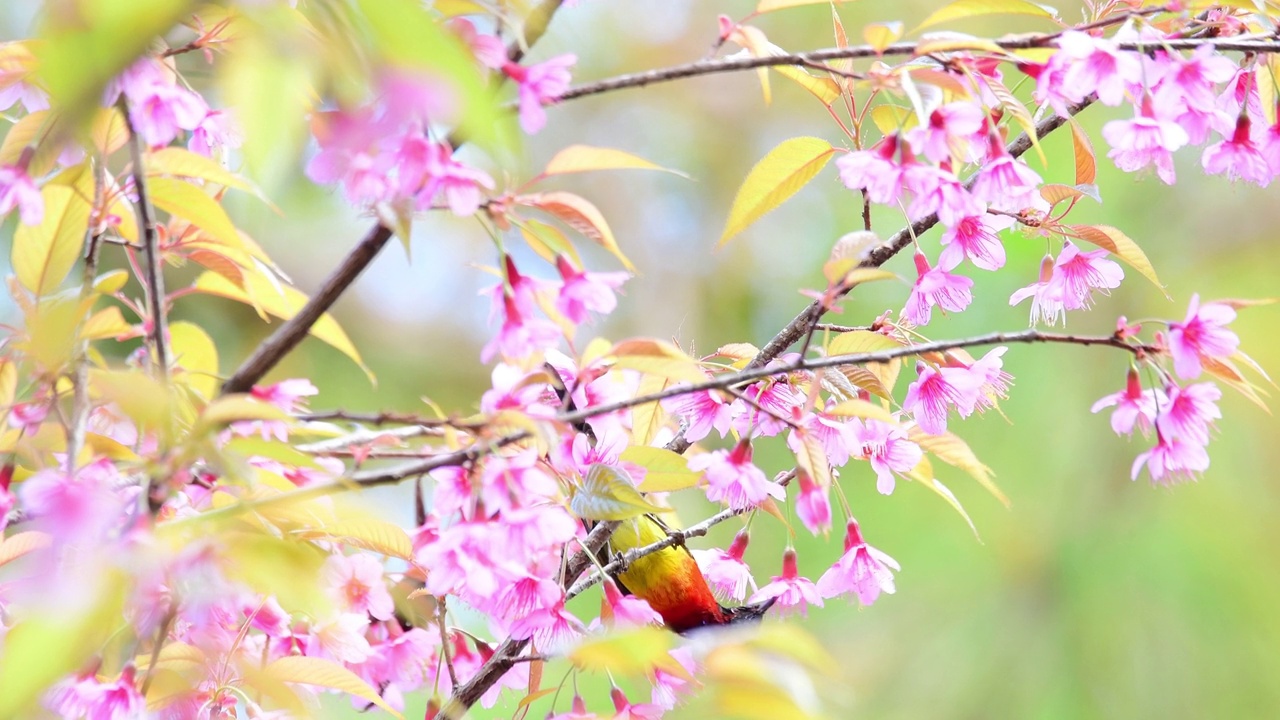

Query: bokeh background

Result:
[4,2,1280,718]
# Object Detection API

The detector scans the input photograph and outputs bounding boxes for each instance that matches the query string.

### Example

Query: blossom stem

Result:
[122,103,170,382]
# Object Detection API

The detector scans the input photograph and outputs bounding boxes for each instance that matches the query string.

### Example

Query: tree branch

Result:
[122,105,170,382]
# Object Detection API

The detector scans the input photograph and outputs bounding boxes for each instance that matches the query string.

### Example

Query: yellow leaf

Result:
[914,37,1009,55]
[0,111,55,172]
[915,0,1057,31]
[611,338,708,384]
[191,271,373,381]
[89,369,176,436]
[262,656,404,719]
[870,104,915,135]
[719,137,834,246]
[571,464,665,521]
[517,218,581,267]
[987,79,1045,165]
[295,518,414,560]
[92,269,130,294]
[908,462,980,538]
[88,106,129,156]
[148,176,242,247]
[1068,224,1168,298]
[198,395,290,431]
[622,446,701,492]
[219,31,314,189]
[756,0,857,12]
[523,191,635,271]
[793,431,833,491]
[80,306,132,340]
[825,398,897,423]
[147,146,256,193]
[772,65,841,105]
[544,145,686,177]
[827,330,902,357]
[863,22,904,53]
[169,321,220,401]
[21,296,92,372]
[12,184,91,296]
[630,373,672,447]
[0,531,52,567]
[569,627,684,678]
[908,426,1010,508]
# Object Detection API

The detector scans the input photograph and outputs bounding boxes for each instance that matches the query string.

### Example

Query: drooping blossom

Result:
[970,139,1044,212]
[116,59,209,147]
[1131,434,1210,485]
[851,419,923,495]
[554,255,629,324]
[1102,100,1190,184]
[400,136,494,215]
[1010,253,1066,326]
[837,134,908,204]
[480,291,561,363]
[905,162,984,226]
[730,378,803,438]
[1091,369,1162,436]
[46,668,146,720]
[905,101,985,164]
[1056,31,1144,106]
[787,410,854,467]
[306,108,393,204]
[188,109,243,157]
[1202,115,1272,186]
[692,529,756,603]
[1157,382,1222,445]
[748,548,823,618]
[449,18,507,69]
[651,646,698,710]
[19,458,131,544]
[689,440,784,511]
[306,611,374,664]
[610,685,664,720]
[939,213,1011,271]
[0,164,43,225]
[794,470,831,535]
[502,54,576,134]
[902,362,983,436]
[599,579,665,629]
[664,388,734,443]
[1167,294,1239,379]
[816,519,900,606]
[1052,242,1123,311]
[902,251,973,326]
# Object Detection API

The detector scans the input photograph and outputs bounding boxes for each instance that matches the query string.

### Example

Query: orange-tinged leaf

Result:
[756,0,857,11]
[1203,356,1270,411]
[523,191,634,271]
[544,145,685,177]
[1069,119,1096,185]
[915,0,1057,31]
[719,137,835,246]
[263,656,404,719]
[12,184,91,296]
[863,22,904,53]
[0,531,52,567]
[1068,224,1168,297]
[793,430,833,490]
[191,271,372,380]
[148,176,241,247]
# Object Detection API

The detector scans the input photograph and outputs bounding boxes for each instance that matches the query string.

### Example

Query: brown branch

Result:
[121,104,170,381]
[557,36,1280,104]
[66,160,106,469]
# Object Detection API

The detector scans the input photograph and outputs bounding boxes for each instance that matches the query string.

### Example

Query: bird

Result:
[607,513,774,634]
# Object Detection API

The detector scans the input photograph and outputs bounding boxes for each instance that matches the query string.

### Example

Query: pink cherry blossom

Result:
[1167,294,1239,379]
[816,519,900,606]
[46,668,145,720]
[692,530,756,603]
[0,78,48,113]
[651,646,698,709]
[1102,102,1190,184]
[787,410,854,467]
[401,137,494,215]
[1151,45,1237,114]
[905,101,985,164]
[480,292,562,363]
[1131,434,1210,485]
[970,142,1043,212]
[905,162,984,226]
[611,685,664,720]
[188,109,243,157]
[1202,115,1272,186]
[478,448,558,514]
[688,440,784,511]
[1056,31,1143,107]
[730,378,802,437]
[554,255,629,324]
[950,346,1012,412]
[0,164,43,225]
[503,54,576,134]
[119,60,209,147]
[306,108,394,204]
[794,471,832,534]
[449,18,507,69]
[939,213,1011,271]
[1053,241,1123,311]
[852,419,923,495]
[600,579,664,629]
[506,598,583,651]
[902,251,973,326]
[748,549,823,618]
[19,458,131,544]
[1092,375,1161,437]
[1157,382,1222,445]
[664,388,734,443]
[306,611,374,664]
[323,553,395,621]
[902,362,983,436]
[837,134,908,204]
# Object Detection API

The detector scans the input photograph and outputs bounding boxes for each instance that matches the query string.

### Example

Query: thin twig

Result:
[122,105,170,381]
[65,159,105,470]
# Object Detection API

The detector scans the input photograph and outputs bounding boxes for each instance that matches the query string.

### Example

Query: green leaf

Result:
[719,137,835,246]
[1068,224,1169,298]
[571,464,665,521]
[915,0,1057,32]
[263,656,404,719]
[12,184,91,296]
[622,446,702,492]
[191,271,373,382]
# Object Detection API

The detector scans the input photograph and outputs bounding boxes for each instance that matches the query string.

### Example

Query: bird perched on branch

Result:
[608,514,774,634]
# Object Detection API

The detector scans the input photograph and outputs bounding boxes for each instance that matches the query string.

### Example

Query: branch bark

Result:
[122,105,170,382]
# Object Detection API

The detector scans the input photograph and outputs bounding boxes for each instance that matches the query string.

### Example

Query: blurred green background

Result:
[5,2,1280,718]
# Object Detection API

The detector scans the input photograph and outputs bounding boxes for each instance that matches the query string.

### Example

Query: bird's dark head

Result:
[719,597,777,626]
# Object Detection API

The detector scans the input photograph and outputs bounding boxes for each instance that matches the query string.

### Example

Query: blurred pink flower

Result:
[1167,294,1239,379]
[0,164,43,225]
[1132,434,1210,485]
[504,54,576,134]
[324,553,395,621]
[554,255,629,324]
[905,101,984,164]
[816,519,900,606]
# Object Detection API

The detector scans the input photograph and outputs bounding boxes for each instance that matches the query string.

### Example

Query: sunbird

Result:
[607,514,774,634]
